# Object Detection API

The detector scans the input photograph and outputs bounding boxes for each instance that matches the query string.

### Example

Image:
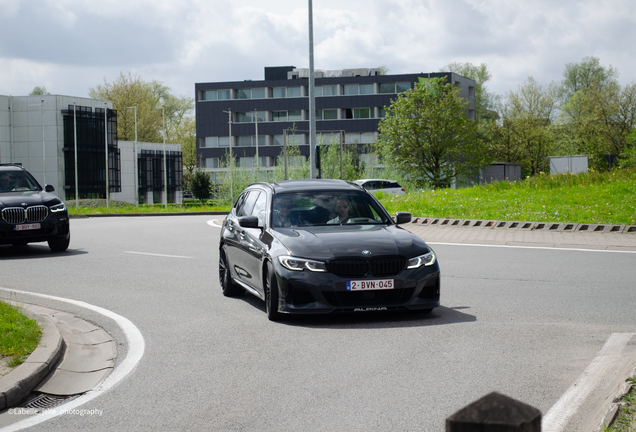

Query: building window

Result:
[237,136,253,147]
[272,111,287,122]
[272,110,302,122]
[317,109,338,120]
[468,86,475,97]
[217,89,231,100]
[379,82,411,94]
[239,157,254,167]
[272,87,286,98]
[201,90,217,101]
[344,84,374,95]
[396,82,411,93]
[235,111,267,123]
[287,86,302,97]
[316,85,337,97]
[258,156,271,167]
[204,158,220,168]
[354,108,371,119]
[219,136,230,147]
[344,108,371,119]
[203,137,218,147]
[378,107,387,118]
[272,134,284,146]
[317,132,341,144]
[345,132,375,144]
[235,88,266,99]
[360,154,379,166]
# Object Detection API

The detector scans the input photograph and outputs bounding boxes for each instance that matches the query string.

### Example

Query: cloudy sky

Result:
[1,0,635,101]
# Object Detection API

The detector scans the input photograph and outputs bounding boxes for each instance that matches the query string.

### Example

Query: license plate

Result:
[15,223,40,231]
[346,279,394,291]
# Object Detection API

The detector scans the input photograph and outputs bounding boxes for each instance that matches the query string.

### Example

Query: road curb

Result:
[0,309,64,410]
[409,216,636,234]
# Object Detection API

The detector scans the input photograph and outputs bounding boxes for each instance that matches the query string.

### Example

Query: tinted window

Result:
[239,191,260,217]
[251,191,268,226]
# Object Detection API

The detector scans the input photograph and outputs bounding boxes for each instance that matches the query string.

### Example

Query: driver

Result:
[273,197,300,227]
[327,197,351,224]
[0,174,15,192]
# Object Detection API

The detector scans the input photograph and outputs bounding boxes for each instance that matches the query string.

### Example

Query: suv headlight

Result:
[50,203,67,213]
[279,256,327,272]
[407,250,436,268]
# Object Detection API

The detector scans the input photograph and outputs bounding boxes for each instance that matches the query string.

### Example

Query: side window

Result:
[251,192,268,226]
[234,192,249,215]
[238,191,260,217]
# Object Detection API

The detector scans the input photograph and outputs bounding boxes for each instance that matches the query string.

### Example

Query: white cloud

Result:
[0,0,634,99]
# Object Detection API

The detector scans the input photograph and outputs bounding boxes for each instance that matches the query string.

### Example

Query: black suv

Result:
[0,164,70,251]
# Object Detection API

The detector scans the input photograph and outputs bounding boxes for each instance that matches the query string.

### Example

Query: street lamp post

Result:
[127,106,139,207]
[73,101,79,208]
[160,106,168,210]
[104,103,110,208]
[254,109,259,178]
[223,109,233,204]
[308,0,317,179]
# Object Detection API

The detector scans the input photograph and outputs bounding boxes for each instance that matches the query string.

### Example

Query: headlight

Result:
[50,203,67,213]
[407,250,436,268]
[279,255,327,272]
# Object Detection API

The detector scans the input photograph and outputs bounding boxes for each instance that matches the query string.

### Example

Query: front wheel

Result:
[219,246,243,297]
[265,261,283,321]
[48,234,70,252]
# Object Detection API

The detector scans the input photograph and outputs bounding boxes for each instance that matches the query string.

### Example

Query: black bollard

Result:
[446,392,542,432]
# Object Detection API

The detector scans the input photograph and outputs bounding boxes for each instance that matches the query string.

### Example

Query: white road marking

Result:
[124,251,192,259]
[428,241,636,254]
[542,333,636,432]
[0,287,145,432]
[207,219,223,228]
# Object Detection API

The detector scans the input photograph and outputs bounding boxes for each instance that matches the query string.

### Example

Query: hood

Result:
[271,224,430,261]
[0,191,61,208]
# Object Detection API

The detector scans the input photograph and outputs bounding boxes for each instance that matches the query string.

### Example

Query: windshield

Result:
[271,191,392,227]
[0,171,41,193]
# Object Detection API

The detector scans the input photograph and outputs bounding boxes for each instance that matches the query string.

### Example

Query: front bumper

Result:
[272,259,441,314]
[0,216,70,246]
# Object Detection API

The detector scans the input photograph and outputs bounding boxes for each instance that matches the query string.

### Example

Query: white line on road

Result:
[0,287,145,432]
[124,251,193,259]
[542,333,636,432]
[207,219,222,228]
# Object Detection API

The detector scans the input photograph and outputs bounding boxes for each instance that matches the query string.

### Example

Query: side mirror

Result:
[45,184,55,192]
[395,212,412,224]
[238,215,260,229]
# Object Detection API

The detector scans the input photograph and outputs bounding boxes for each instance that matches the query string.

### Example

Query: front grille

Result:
[327,256,407,277]
[27,205,48,222]
[2,206,48,224]
[323,288,415,307]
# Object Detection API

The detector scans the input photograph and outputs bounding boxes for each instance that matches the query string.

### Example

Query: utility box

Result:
[480,162,521,184]
[549,156,588,174]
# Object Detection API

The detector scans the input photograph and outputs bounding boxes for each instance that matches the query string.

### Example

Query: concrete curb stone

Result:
[0,311,64,410]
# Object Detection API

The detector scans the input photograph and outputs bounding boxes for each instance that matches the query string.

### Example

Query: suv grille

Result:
[327,256,407,277]
[2,206,49,224]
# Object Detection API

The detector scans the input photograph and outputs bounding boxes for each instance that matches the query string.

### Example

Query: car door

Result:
[225,190,257,283]
[237,190,269,295]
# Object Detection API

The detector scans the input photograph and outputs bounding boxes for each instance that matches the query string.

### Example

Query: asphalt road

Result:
[1,216,635,431]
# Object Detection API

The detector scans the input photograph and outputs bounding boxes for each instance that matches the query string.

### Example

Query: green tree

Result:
[88,72,194,145]
[377,77,487,188]
[190,169,212,203]
[441,62,498,123]
[559,56,618,103]
[29,86,50,95]
[495,77,559,175]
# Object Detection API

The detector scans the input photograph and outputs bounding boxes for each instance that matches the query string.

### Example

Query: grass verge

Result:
[604,378,636,431]
[66,199,230,216]
[0,300,41,368]
[378,169,636,225]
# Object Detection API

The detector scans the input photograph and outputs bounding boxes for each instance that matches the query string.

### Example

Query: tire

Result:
[48,234,70,252]
[265,261,283,321]
[219,246,243,297]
